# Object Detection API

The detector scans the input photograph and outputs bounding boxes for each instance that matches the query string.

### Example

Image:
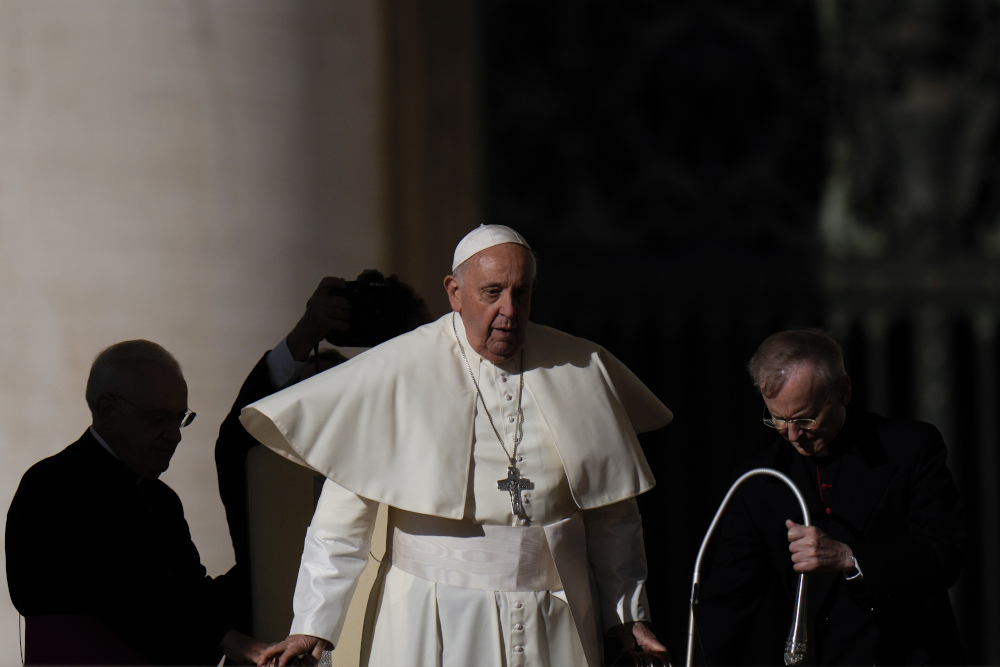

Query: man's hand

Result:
[220,629,270,665]
[286,277,352,361]
[613,621,672,666]
[257,634,331,667]
[786,519,854,573]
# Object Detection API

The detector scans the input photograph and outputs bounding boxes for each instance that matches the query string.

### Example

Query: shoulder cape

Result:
[240,313,672,519]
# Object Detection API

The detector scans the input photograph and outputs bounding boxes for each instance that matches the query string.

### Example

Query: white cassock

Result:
[241,313,673,667]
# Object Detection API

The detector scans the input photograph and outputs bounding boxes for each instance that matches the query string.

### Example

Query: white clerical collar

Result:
[89,425,122,462]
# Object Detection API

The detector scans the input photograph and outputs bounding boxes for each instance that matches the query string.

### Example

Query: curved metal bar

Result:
[685,467,811,667]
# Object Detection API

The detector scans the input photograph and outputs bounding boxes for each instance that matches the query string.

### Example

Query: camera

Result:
[325,269,414,347]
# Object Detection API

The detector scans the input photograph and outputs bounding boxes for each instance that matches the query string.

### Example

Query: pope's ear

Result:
[444,275,462,313]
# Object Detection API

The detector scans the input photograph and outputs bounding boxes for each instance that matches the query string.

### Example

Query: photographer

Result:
[215,274,430,635]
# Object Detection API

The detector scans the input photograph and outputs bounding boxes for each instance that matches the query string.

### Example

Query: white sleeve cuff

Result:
[582,498,651,630]
[844,555,864,581]
[267,337,309,389]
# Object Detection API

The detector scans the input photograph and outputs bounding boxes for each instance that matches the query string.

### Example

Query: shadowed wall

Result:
[481,0,1000,663]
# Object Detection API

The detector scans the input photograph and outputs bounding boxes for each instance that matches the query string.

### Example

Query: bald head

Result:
[88,340,190,479]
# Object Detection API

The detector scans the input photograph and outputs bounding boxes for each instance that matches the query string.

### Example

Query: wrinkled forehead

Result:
[763,362,827,403]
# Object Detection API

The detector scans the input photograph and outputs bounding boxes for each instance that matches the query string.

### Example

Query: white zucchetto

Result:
[452,224,531,271]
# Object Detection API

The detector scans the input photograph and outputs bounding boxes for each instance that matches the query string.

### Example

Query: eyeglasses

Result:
[762,406,817,431]
[113,394,196,428]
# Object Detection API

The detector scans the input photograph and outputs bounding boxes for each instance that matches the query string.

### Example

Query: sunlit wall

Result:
[0,1,386,662]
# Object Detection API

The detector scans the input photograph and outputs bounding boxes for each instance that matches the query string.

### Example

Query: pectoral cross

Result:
[497,462,533,517]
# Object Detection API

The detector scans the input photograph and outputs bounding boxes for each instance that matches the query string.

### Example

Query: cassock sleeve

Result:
[847,423,965,597]
[582,498,652,631]
[289,478,379,645]
[695,485,785,666]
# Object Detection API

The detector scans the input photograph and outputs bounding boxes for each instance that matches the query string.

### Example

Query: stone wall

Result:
[0,1,386,662]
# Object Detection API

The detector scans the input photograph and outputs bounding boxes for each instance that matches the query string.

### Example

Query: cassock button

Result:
[523,496,530,504]
[506,394,513,401]
[517,455,525,462]
[501,376,508,382]
[514,601,524,609]
[518,517,529,526]
[508,416,516,423]
[514,623,524,631]
[514,645,524,653]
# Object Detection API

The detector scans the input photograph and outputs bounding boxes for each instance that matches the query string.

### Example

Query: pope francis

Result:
[245,225,674,667]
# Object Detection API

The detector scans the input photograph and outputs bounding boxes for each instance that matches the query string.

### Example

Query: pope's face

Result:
[95,362,189,479]
[444,243,535,364]
[761,362,849,458]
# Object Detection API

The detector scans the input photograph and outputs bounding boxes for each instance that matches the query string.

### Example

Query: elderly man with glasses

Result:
[696,329,965,666]
[6,339,268,665]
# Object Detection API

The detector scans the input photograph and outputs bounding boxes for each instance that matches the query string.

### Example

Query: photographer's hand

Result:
[286,277,352,361]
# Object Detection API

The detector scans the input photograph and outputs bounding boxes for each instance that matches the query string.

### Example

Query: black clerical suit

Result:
[6,431,238,665]
[697,408,964,665]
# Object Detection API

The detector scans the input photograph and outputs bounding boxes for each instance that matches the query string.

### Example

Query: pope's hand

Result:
[257,634,331,667]
[613,621,672,666]
[786,519,854,573]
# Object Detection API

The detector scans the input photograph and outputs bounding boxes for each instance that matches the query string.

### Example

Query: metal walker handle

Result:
[685,468,811,667]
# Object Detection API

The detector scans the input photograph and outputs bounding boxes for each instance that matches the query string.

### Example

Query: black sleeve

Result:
[847,423,965,599]
[694,481,792,666]
[6,464,71,616]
